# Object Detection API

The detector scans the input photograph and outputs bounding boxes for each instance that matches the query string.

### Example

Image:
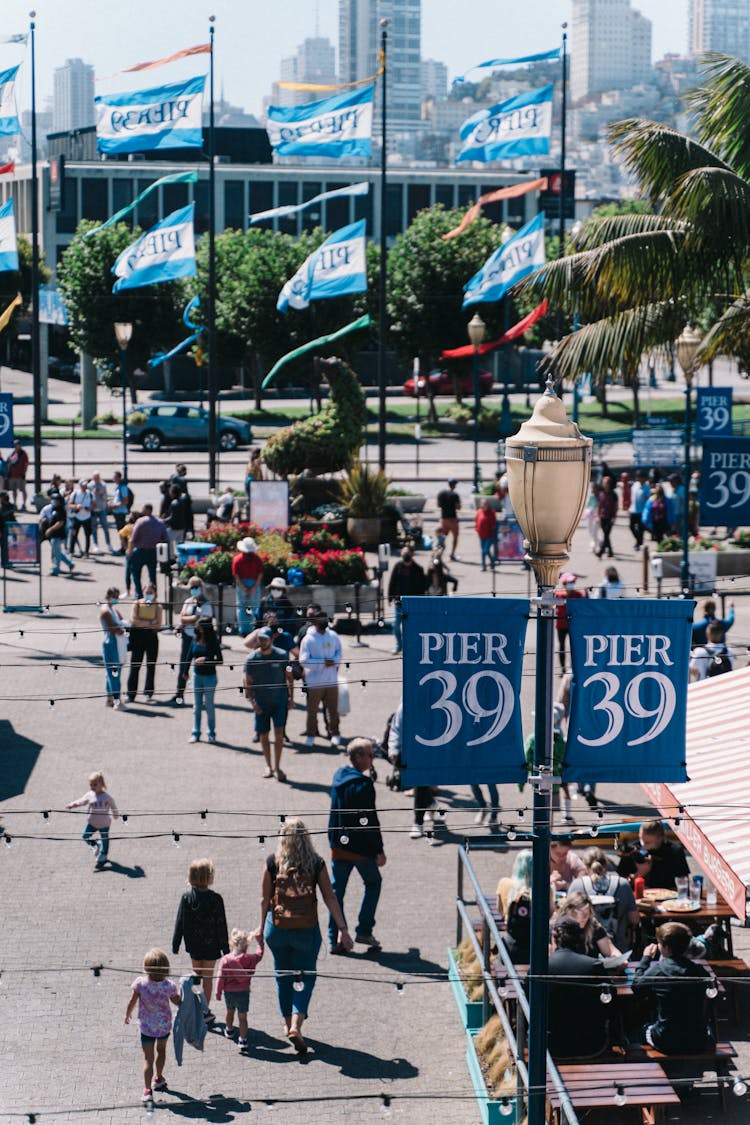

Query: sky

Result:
[3,0,689,118]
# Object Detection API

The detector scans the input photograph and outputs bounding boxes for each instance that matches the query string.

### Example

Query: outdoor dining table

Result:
[637,893,736,955]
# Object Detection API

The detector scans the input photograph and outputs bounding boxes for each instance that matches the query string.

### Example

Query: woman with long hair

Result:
[99,586,128,709]
[495,850,535,964]
[188,620,223,743]
[552,890,620,958]
[255,818,353,1054]
[568,847,640,953]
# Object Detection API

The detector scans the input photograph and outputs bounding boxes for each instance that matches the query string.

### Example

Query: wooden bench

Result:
[626,1041,737,1110]
[548,1061,679,1124]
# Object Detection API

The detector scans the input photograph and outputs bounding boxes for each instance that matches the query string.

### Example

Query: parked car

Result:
[126,403,252,451]
[402,368,494,397]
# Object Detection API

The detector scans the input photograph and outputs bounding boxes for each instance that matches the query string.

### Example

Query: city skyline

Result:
[3,0,688,122]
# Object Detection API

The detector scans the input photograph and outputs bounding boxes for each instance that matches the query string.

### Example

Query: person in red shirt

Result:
[554,572,587,673]
[7,438,29,511]
[232,537,264,636]
[474,498,497,572]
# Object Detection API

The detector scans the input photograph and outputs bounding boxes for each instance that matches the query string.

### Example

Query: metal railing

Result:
[456,843,580,1125]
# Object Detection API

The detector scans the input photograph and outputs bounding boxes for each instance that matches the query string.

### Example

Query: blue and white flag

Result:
[0,198,18,272]
[95,75,205,154]
[455,48,562,83]
[267,85,374,159]
[277,220,367,313]
[112,203,196,293]
[463,212,545,307]
[457,84,553,164]
[401,597,529,787]
[250,181,370,225]
[0,66,20,136]
[565,599,693,784]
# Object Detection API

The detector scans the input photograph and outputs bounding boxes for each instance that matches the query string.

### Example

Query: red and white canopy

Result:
[643,665,750,921]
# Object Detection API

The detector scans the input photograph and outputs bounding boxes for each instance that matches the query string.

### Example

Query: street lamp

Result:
[505,380,592,1125]
[114,321,133,485]
[467,312,486,493]
[675,324,702,596]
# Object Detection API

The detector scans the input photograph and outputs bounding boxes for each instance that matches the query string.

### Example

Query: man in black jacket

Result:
[617,819,689,890]
[548,919,609,1060]
[387,546,426,655]
[328,738,385,953]
[632,921,712,1053]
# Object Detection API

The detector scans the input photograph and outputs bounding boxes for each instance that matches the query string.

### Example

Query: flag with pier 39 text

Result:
[401,597,529,787]
[565,598,693,784]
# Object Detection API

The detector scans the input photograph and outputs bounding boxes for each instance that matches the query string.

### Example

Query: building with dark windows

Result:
[689,0,750,64]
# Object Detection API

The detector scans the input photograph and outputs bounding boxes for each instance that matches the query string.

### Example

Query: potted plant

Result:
[340,460,391,546]
[467,1015,519,1123]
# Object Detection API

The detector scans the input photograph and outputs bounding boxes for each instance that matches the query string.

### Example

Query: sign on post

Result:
[401,597,529,787]
[0,392,13,444]
[565,599,693,783]
[248,480,289,530]
[696,387,732,438]
[699,437,750,526]
[632,428,683,468]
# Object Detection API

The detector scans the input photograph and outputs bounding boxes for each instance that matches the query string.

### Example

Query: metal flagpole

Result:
[207,15,217,490]
[30,11,42,494]
[377,19,388,471]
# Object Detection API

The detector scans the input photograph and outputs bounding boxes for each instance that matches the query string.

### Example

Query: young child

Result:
[125,948,181,1104]
[216,928,264,1048]
[65,770,119,869]
[172,857,229,1022]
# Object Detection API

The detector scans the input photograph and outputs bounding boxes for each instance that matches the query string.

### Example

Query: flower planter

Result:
[172,581,379,632]
[391,495,426,514]
[346,516,381,546]
[448,947,485,1031]
[656,549,750,578]
[465,1030,518,1124]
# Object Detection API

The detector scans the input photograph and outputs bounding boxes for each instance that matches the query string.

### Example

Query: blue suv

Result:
[126,403,252,452]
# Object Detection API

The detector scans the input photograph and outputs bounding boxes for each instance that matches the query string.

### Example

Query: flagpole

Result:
[207,15,217,490]
[557,24,567,258]
[29,10,42,494]
[377,18,388,472]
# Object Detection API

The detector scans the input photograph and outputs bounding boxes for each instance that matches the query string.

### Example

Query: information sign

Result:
[248,480,289,530]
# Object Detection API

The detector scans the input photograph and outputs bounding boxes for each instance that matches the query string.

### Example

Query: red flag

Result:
[97,44,210,81]
[440,300,548,359]
[0,161,14,175]
[441,178,548,240]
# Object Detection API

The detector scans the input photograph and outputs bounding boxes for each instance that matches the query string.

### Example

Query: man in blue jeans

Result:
[328,738,386,953]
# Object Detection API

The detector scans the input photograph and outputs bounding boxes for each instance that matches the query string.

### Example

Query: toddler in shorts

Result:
[125,948,181,1104]
[216,927,264,1049]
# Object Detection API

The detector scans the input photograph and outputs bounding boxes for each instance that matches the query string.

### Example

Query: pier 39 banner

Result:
[401,598,529,787]
[95,75,205,154]
[565,599,693,784]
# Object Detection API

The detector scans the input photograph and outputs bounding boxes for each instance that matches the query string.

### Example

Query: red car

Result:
[402,368,494,397]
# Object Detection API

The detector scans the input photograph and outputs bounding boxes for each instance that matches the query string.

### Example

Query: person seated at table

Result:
[550,841,585,893]
[632,922,712,1054]
[617,819,689,891]
[552,891,621,959]
[568,847,640,953]
[548,918,610,1060]
[496,850,535,965]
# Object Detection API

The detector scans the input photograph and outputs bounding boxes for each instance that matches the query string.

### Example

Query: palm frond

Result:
[546,302,688,383]
[607,119,729,204]
[700,296,750,363]
[688,54,750,180]
[573,212,684,250]
[671,167,750,271]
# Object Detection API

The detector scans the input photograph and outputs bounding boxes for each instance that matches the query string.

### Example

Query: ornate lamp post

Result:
[114,322,133,485]
[505,380,592,1125]
[675,324,702,596]
[467,312,486,493]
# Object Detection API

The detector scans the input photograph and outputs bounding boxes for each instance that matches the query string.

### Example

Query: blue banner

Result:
[277,220,367,312]
[699,437,750,526]
[401,597,529,787]
[454,48,562,83]
[267,85,374,159]
[696,386,732,438]
[566,599,693,784]
[112,203,196,293]
[0,392,13,443]
[463,212,545,307]
[0,65,20,136]
[95,76,205,154]
[457,85,553,164]
[0,198,18,272]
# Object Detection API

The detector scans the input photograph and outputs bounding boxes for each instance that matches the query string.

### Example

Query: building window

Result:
[301,181,322,231]
[407,183,430,223]
[56,177,78,234]
[194,180,210,234]
[136,179,158,229]
[112,179,134,230]
[81,177,107,222]
[248,181,273,228]
[354,186,373,236]
[163,181,189,216]
[385,183,402,236]
[224,180,244,231]
[435,184,454,210]
[277,181,297,234]
[325,192,350,232]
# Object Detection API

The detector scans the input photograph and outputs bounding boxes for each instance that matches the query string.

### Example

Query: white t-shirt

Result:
[180,595,214,638]
[300,626,342,688]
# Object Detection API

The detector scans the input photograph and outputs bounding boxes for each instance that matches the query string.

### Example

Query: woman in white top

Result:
[99,586,128,709]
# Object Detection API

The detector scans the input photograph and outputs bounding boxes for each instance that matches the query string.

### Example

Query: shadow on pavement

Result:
[304,1038,419,1079]
[158,1090,252,1120]
[0,720,42,801]
[95,860,146,879]
[367,947,446,977]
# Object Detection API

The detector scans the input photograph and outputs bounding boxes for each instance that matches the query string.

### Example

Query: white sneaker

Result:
[189,735,199,743]
[113,700,126,710]
[473,810,486,825]
[409,824,423,839]
[331,734,341,747]
[304,735,315,747]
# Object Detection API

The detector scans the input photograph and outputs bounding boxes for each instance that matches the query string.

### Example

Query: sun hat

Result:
[270,576,286,589]
[237,537,257,553]
[560,572,576,584]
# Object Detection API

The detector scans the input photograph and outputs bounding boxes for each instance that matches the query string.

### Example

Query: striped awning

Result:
[642,665,750,921]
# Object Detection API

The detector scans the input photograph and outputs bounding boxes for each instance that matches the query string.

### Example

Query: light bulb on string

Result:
[42,810,49,820]
[3,834,11,848]
[380,1093,392,1118]
[258,835,265,847]
[394,979,404,995]
[340,834,349,845]
[121,814,128,823]
[200,809,207,820]
[590,824,599,837]
[279,815,286,825]
[599,984,613,1005]
[506,828,517,841]
[172,831,180,848]
[359,816,369,826]
[706,981,719,1000]
[293,972,304,992]
[517,808,525,819]
[48,699,55,709]
[145,1096,155,1118]
[613,1084,627,1107]
[92,964,103,986]
[732,1077,748,1097]
[499,1097,513,1117]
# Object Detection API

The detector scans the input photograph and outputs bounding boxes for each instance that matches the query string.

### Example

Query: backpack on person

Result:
[581,875,621,941]
[125,486,135,510]
[707,645,732,677]
[505,892,532,948]
[269,860,318,930]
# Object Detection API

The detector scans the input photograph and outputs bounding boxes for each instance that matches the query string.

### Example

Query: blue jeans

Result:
[235,582,261,635]
[328,857,382,946]
[392,602,404,651]
[471,784,499,820]
[50,537,73,573]
[102,634,122,700]
[82,822,110,860]
[479,537,496,569]
[91,509,112,549]
[263,919,322,1018]
[130,547,157,598]
[192,673,217,738]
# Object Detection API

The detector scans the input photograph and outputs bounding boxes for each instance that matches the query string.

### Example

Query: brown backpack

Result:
[270,861,318,930]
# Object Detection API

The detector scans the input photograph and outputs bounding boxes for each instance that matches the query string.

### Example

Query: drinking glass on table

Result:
[675,876,689,899]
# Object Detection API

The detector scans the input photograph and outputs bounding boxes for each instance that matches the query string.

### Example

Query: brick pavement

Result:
[1,502,749,1124]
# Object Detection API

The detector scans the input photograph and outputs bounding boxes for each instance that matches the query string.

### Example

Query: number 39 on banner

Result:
[565,599,693,784]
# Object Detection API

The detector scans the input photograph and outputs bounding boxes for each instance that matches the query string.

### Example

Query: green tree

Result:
[56,220,185,387]
[519,55,750,382]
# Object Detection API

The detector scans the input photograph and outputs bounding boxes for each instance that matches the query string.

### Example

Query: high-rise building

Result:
[689,0,750,64]
[339,0,423,135]
[571,0,652,102]
[421,58,448,102]
[272,36,337,108]
[52,58,95,133]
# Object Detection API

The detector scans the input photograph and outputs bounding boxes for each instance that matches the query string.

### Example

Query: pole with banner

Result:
[699,437,750,527]
[696,387,732,439]
[0,392,13,444]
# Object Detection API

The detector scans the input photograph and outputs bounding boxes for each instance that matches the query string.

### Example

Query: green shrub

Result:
[339,461,391,517]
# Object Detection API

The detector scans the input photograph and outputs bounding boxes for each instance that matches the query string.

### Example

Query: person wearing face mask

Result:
[554,572,587,674]
[127,583,163,703]
[99,586,128,709]
[173,579,214,705]
[258,577,296,633]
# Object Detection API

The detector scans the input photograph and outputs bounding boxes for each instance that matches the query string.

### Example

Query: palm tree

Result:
[519,55,750,381]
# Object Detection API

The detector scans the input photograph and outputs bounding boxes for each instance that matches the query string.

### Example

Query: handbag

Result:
[337,676,351,716]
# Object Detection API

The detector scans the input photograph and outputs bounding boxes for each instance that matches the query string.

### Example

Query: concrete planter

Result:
[172,580,378,631]
[473,495,503,511]
[390,495,426,514]
[657,549,750,578]
[465,1029,518,1124]
[448,947,484,1031]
